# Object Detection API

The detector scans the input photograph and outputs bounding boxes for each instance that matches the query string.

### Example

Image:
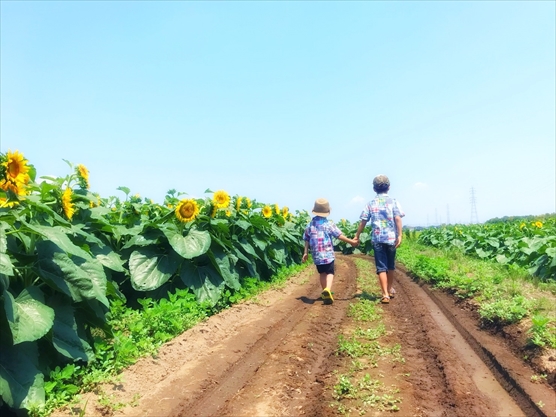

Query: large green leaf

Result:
[0,225,14,277]
[161,227,211,259]
[90,243,125,273]
[3,287,54,345]
[232,246,258,278]
[129,247,180,291]
[0,342,45,409]
[24,223,91,260]
[51,303,94,362]
[37,241,109,307]
[211,247,241,291]
[180,259,225,306]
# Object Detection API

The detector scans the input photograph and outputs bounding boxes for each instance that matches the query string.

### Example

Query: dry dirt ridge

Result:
[53,254,555,417]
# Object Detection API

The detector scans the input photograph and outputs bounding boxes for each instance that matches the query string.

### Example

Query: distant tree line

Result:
[485,213,556,224]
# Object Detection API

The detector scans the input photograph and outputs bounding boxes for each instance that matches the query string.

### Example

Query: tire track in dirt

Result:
[176,258,358,417]
[53,254,553,417]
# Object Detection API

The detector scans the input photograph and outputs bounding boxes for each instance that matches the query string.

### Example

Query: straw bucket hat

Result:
[312,198,331,217]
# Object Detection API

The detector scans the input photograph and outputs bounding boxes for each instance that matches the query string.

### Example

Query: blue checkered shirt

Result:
[359,193,405,245]
[303,216,342,265]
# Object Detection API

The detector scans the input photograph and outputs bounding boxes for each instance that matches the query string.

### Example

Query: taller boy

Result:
[354,175,405,304]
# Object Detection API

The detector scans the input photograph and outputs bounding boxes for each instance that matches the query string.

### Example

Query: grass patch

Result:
[397,241,556,349]
[328,257,404,415]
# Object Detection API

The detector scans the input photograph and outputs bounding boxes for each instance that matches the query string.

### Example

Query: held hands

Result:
[351,237,360,247]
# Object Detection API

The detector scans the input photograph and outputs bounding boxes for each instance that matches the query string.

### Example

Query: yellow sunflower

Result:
[0,179,23,196]
[0,150,31,196]
[76,164,90,189]
[3,150,30,184]
[213,190,230,209]
[225,209,232,217]
[0,197,18,208]
[245,197,252,208]
[236,196,243,211]
[62,187,75,220]
[175,199,200,223]
[282,206,289,217]
[534,221,543,228]
[262,205,272,218]
[274,204,280,215]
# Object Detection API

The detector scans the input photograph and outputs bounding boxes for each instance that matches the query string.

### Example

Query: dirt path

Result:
[56,254,555,417]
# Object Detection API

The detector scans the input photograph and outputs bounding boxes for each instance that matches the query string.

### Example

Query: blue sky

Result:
[1,1,555,227]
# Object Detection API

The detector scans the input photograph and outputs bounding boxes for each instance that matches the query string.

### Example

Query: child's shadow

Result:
[352,291,380,302]
[297,296,318,305]
[297,291,380,305]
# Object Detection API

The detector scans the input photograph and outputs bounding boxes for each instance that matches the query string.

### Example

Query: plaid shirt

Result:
[359,193,405,245]
[303,216,342,265]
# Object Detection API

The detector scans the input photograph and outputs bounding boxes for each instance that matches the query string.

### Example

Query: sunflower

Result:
[245,197,252,208]
[175,199,200,223]
[76,164,90,189]
[0,179,23,196]
[62,187,75,220]
[0,197,18,208]
[225,209,232,217]
[534,221,543,228]
[274,204,280,215]
[3,150,30,184]
[282,206,289,217]
[0,150,31,196]
[213,190,230,209]
[262,205,272,218]
[236,196,243,211]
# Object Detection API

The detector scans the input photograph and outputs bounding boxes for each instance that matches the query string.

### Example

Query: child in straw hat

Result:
[302,198,358,305]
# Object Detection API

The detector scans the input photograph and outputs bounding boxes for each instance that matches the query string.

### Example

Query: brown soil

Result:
[54,254,555,417]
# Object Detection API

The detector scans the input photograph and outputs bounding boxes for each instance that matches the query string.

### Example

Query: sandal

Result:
[389,288,396,298]
[381,296,390,304]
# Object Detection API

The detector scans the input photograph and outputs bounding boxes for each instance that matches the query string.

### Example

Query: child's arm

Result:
[302,241,310,263]
[338,234,358,247]
[394,216,403,248]
[354,220,367,241]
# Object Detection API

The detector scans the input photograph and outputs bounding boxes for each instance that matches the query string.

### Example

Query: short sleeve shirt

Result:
[359,193,405,245]
[303,216,342,265]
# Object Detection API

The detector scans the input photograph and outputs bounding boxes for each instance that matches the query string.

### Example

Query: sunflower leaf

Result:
[179,259,224,306]
[3,287,55,344]
[129,247,180,291]
[0,342,45,410]
[161,228,211,260]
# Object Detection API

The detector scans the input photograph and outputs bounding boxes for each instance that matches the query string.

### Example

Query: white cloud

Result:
[413,182,428,189]
[349,196,366,206]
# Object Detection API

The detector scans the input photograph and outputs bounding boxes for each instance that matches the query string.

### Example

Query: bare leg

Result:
[377,271,389,298]
[387,270,395,294]
[320,273,334,290]
[326,273,334,290]
[319,273,327,290]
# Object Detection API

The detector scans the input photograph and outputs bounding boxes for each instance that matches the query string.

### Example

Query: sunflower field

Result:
[416,218,556,280]
[0,150,309,413]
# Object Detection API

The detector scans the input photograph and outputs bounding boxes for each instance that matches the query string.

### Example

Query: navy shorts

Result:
[373,242,396,273]
[316,261,335,275]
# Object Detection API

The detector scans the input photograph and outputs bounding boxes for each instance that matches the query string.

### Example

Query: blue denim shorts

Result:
[373,242,396,273]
